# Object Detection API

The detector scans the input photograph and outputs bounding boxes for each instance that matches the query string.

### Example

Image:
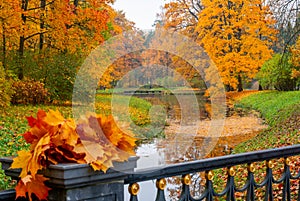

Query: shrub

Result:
[6,51,81,101]
[257,54,296,91]
[11,79,49,105]
[42,53,80,101]
[0,63,14,107]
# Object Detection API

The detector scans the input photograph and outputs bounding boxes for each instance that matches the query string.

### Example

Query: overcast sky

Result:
[112,0,167,30]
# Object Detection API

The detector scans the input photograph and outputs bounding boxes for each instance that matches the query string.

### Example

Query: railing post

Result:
[283,158,291,201]
[205,170,214,201]
[128,183,139,201]
[155,178,167,201]
[226,167,236,201]
[246,163,256,201]
[265,160,274,201]
[44,163,128,201]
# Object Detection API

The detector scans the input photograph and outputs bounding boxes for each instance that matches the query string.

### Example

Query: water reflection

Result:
[123,94,212,200]
[136,140,165,168]
[131,94,218,164]
[124,138,211,201]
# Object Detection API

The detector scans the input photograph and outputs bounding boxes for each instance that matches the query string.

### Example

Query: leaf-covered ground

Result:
[163,90,267,158]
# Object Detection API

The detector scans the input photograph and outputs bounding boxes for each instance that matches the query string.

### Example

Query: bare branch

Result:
[27,0,55,11]
[24,31,48,41]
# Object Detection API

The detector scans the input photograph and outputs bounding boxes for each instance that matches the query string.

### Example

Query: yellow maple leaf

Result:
[30,134,51,177]
[75,113,137,172]
[43,109,66,126]
[10,150,32,178]
[51,119,78,147]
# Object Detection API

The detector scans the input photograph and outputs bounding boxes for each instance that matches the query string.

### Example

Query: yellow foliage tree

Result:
[195,0,277,91]
[0,0,21,69]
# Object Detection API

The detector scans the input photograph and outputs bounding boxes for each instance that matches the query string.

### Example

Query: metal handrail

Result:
[126,144,300,201]
[126,144,300,183]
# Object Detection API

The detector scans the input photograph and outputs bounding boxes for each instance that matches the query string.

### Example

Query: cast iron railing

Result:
[1,145,300,200]
[125,144,300,201]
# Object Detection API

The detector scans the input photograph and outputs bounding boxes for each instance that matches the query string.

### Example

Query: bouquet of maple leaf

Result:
[10,109,136,201]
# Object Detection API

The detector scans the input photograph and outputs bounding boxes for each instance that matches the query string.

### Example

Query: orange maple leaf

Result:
[15,174,50,201]
[75,113,136,171]
[26,110,47,129]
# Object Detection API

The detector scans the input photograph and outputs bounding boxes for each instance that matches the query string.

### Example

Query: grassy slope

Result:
[233,91,300,153]
[212,91,300,200]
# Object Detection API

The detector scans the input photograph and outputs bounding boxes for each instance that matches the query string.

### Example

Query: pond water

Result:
[130,94,221,163]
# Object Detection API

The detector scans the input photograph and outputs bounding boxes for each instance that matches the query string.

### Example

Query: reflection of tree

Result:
[166,173,206,200]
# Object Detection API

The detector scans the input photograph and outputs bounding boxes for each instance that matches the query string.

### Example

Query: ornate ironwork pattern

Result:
[126,145,300,201]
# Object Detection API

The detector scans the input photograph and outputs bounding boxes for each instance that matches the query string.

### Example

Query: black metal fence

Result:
[126,145,300,201]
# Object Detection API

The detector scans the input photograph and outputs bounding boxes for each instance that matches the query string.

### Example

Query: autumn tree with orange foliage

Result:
[196,0,277,91]
[0,0,119,79]
[98,31,144,88]
[0,0,21,69]
[0,0,129,100]
[163,0,277,91]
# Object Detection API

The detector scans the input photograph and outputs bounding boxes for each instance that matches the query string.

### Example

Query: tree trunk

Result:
[74,0,79,7]
[225,84,234,92]
[237,74,243,92]
[39,0,46,50]
[2,23,6,70]
[18,36,25,80]
[18,0,29,80]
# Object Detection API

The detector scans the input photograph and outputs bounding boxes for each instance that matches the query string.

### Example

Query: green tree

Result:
[257,54,296,91]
